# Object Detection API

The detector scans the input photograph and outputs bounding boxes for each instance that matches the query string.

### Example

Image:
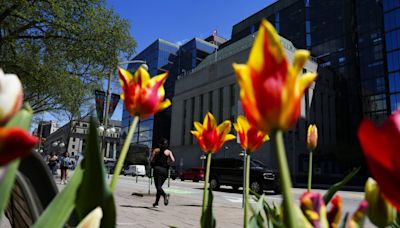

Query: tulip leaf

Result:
[75,117,116,228]
[32,166,84,228]
[323,167,360,204]
[340,213,349,228]
[249,194,266,228]
[200,189,216,228]
[0,109,33,218]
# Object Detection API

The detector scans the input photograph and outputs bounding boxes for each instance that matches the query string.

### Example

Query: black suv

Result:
[209,158,280,194]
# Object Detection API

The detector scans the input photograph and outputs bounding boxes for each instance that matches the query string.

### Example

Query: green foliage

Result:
[0,0,136,113]
[323,167,360,204]
[75,117,116,227]
[0,109,32,218]
[200,189,216,228]
[32,166,84,228]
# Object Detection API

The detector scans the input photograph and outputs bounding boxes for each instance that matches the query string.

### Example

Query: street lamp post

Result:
[239,150,246,208]
[100,60,147,159]
[200,154,206,169]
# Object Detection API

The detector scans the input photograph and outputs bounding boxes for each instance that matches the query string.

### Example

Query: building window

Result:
[199,94,204,119]
[219,88,224,122]
[72,145,75,149]
[209,90,213,113]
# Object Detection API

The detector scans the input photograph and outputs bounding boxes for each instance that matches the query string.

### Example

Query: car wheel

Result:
[172,177,176,180]
[193,178,199,182]
[232,185,240,191]
[209,177,220,190]
[250,180,263,194]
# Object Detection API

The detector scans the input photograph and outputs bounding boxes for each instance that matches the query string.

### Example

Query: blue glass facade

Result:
[121,38,216,148]
[384,0,400,112]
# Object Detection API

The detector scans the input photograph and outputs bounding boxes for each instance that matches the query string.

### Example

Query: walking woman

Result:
[60,151,71,184]
[150,138,175,208]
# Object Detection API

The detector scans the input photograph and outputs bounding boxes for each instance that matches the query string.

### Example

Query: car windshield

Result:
[250,159,267,168]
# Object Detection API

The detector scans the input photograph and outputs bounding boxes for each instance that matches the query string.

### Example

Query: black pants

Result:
[153,166,168,204]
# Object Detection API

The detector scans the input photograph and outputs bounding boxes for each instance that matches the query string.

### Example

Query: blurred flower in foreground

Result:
[307,124,318,151]
[232,19,317,134]
[77,207,103,228]
[358,109,400,211]
[233,115,269,153]
[191,112,235,153]
[0,69,23,124]
[118,66,171,119]
[0,127,38,165]
[364,178,395,227]
[347,201,368,228]
[300,192,329,228]
[327,195,342,228]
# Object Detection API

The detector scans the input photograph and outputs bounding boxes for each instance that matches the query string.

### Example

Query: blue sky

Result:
[34,1,276,128]
[107,0,276,53]
[106,0,276,121]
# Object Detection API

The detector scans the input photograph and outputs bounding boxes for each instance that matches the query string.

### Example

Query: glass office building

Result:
[384,0,400,112]
[121,38,217,149]
[225,0,399,145]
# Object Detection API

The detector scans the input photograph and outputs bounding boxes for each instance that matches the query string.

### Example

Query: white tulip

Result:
[77,207,103,228]
[0,69,23,123]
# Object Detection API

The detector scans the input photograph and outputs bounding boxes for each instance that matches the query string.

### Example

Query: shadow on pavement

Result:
[175,204,202,207]
[120,205,160,211]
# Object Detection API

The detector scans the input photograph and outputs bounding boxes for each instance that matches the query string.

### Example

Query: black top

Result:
[153,149,169,168]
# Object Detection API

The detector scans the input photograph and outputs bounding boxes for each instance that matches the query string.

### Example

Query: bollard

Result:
[167,168,171,188]
[150,168,153,186]
[136,166,138,183]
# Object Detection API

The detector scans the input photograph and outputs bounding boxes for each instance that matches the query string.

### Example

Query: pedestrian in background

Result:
[60,151,71,184]
[150,138,175,208]
[47,152,58,175]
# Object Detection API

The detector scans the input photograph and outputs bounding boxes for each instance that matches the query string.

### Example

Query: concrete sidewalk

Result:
[113,180,243,227]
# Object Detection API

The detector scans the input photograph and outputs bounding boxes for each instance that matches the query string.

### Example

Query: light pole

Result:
[200,154,206,169]
[239,150,246,208]
[101,60,147,159]
[52,141,65,155]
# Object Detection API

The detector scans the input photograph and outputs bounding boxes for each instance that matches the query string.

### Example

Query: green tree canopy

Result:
[0,0,136,113]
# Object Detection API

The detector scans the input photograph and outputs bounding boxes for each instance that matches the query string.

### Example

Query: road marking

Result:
[165,188,193,194]
[223,196,243,203]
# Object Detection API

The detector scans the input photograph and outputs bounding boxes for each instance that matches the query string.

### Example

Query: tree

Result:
[0,0,136,113]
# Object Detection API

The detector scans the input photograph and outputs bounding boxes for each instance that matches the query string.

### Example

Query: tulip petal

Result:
[194,122,204,132]
[77,207,103,228]
[0,127,38,166]
[217,120,232,136]
[204,112,217,129]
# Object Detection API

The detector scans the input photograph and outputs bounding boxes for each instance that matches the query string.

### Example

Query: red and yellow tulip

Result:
[191,112,235,153]
[0,127,38,166]
[233,115,269,153]
[358,109,400,211]
[347,201,368,228]
[327,195,342,228]
[307,124,318,151]
[118,66,171,119]
[300,192,329,228]
[0,69,23,124]
[232,19,317,134]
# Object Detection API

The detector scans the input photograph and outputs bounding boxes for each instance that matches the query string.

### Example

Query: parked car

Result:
[180,167,205,182]
[122,165,146,177]
[209,158,280,194]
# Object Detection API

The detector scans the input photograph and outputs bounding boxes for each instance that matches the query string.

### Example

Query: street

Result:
[109,175,369,227]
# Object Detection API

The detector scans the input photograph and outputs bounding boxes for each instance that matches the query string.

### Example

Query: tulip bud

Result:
[365,178,395,227]
[307,124,318,151]
[348,200,368,228]
[0,69,23,124]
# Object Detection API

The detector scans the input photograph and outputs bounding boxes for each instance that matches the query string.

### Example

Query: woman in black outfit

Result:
[150,138,175,208]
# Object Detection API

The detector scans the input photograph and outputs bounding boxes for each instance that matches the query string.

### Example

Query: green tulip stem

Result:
[110,116,139,192]
[274,130,296,228]
[308,150,313,192]
[244,151,251,228]
[202,152,212,213]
